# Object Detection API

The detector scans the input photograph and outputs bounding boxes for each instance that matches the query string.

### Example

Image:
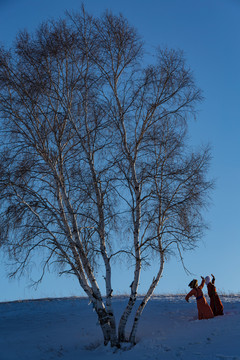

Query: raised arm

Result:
[211,274,215,285]
[199,276,205,290]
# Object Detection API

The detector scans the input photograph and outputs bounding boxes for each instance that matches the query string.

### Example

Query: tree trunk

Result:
[129,251,164,344]
[116,108,142,341]
[118,182,141,342]
[94,304,119,347]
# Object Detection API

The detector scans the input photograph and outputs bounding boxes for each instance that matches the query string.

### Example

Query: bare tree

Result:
[0,7,213,347]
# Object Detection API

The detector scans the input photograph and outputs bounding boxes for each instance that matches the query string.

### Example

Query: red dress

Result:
[207,282,224,316]
[185,279,214,320]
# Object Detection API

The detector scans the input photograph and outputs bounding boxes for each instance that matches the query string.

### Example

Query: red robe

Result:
[207,282,224,316]
[185,279,214,320]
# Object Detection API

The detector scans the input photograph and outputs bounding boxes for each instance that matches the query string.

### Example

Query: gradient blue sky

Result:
[0,0,240,302]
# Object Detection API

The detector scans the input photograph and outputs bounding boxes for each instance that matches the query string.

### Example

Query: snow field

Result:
[0,295,240,360]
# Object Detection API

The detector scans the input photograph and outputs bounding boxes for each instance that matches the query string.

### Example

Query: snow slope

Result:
[0,294,240,360]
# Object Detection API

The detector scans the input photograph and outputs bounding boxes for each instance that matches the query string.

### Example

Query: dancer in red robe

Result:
[205,274,224,316]
[185,277,214,320]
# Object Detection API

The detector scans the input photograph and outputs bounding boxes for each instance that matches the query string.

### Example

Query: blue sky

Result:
[0,0,240,301]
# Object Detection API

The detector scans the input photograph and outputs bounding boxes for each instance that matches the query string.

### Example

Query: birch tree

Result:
[0,7,213,347]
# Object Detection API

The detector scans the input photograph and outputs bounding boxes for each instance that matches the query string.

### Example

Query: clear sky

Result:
[0,0,240,302]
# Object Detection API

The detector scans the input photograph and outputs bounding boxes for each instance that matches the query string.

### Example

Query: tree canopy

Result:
[0,7,213,346]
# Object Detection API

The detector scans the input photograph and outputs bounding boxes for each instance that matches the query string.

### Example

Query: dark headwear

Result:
[188,279,198,288]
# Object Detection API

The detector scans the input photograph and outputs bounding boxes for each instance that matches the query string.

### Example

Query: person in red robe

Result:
[185,277,214,320]
[205,274,224,316]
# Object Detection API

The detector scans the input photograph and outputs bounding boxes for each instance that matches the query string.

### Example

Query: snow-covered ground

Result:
[1,294,240,360]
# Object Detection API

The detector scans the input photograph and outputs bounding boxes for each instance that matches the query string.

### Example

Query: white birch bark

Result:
[129,249,165,344]
[66,109,118,344]
[117,114,142,342]
[53,168,114,344]
[89,157,118,346]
